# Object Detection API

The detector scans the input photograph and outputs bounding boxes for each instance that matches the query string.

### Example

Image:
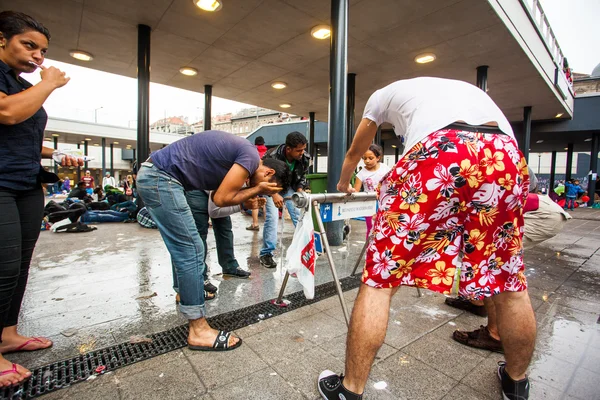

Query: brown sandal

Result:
[453,325,503,353]
[445,297,488,317]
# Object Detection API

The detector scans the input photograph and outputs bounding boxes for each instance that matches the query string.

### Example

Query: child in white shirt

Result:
[353,144,390,238]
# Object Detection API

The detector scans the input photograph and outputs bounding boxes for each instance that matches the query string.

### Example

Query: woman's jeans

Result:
[136,163,206,320]
[80,210,130,223]
[260,187,299,257]
[0,187,44,340]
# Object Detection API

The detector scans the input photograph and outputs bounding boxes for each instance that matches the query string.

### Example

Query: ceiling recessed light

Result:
[84,138,92,141]
[317,153,322,156]
[271,82,287,89]
[69,50,93,61]
[563,147,568,150]
[51,133,60,137]
[536,140,543,143]
[414,53,436,64]
[193,0,222,12]
[555,113,563,118]
[311,25,331,40]
[279,103,291,108]
[44,137,52,141]
[584,138,592,142]
[113,141,119,145]
[391,145,397,148]
[93,143,99,146]
[179,67,198,76]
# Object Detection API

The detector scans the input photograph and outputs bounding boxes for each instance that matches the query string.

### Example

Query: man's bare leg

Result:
[342,284,396,394]
[482,297,500,341]
[492,290,536,380]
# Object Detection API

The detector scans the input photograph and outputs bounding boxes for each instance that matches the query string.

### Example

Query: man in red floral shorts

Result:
[318,77,536,400]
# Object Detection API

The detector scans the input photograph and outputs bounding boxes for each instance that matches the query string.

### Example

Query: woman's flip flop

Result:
[13,337,52,353]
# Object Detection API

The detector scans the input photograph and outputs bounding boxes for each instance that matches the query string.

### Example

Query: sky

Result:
[21,0,599,127]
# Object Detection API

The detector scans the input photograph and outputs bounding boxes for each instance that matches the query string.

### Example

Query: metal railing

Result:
[520,0,570,84]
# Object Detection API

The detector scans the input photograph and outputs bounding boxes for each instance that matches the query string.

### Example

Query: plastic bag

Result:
[284,205,316,299]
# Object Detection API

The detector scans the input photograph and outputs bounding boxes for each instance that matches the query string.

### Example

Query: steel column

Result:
[326,0,349,246]
[76,143,81,182]
[53,136,58,174]
[587,133,599,206]
[549,150,557,192]
[110,143,114,176]
[204,85,212,131]
[309,112,316,173]
[84,141,89,170]
[137,24,151,169]
[521,106,532,162]
[565,143,574,181]
[476,65,488,92]
[101,138,106,178]
[346,73,356,151]
[375,126,381,146]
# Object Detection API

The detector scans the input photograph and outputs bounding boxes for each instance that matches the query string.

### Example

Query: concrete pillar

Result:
[84,141,89,170]
[521,106,532,162]
[110,143,114,176]
[309,112,316,173]
[76,143,82,182]
[549,150,557,192]
[375,126,381,146]
[204,85,212,131]
[326,0,349,246]
[565,143,574,182]
[137,24,151,168]
[101,137,106,178]
[476,65,488,92]
[587,133,599,206]
[346,73,356,151]
[53,136,58,174]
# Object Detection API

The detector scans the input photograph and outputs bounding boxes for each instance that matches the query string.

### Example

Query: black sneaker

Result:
[497,361,530,400]
[260,254,277,269]
[318,370,362,400]
[204,281,218,294]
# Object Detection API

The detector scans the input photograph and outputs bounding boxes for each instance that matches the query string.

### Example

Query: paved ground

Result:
[9,208,600,399]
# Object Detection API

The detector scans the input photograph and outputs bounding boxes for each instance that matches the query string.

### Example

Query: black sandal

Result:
[176,290,215,304]
[188,330,242,352]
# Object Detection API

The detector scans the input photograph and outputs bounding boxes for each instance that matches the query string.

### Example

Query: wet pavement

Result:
[10,208,600,399]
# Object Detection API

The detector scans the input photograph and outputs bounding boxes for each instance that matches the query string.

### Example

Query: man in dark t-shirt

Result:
[137,130,289,354]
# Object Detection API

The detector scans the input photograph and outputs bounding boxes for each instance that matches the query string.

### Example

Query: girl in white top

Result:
[353,144,390,238]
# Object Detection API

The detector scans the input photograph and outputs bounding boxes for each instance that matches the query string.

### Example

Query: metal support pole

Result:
[137,24,151,168]
[84,141,89,170]
[53,136,58,174]
[587,133,599,206]
[326,0,349,246]
[375,126,382,146]
[309,112,316,173]
[204,85,212,131]
[565,143,574,182]
[346,73,356,152]
[549,150,557,191]
[110,143,114,176]
[101,138,106,178]
[476,65,488,92]
[313,201,350,326]
[76,143,81,182]
[521,106,532,163]
[351,240,369,276]
[394,146,399,163]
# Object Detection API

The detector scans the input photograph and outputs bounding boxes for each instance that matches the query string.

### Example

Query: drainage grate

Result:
[1,275,361,399]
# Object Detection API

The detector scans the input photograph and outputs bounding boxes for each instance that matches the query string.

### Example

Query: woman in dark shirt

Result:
[0,11,81,387]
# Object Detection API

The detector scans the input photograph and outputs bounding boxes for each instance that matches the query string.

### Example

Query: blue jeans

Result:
[136,163,206,320]
[260,187,299,256]
[80,210,129,223]
[565,196,576,210]
[110,200,137,213]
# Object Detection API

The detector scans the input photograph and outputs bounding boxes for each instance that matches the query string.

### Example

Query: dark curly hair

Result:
[285,131,307,149]
[0,11,51,41]
[263,158,291,190]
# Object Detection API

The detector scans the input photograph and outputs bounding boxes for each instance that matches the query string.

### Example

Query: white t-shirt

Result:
[356,163,391,192]
[363,77,514,154]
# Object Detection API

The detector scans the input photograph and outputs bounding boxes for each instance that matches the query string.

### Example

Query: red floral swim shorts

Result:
[363,128,530,300]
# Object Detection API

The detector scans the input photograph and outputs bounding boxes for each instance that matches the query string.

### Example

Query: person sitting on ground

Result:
[247,135,268,231]
[319,77,535,400]
[67,181,90,201]
[136,130,287,353]
[61,176,71,192]
[259,131,310,269]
